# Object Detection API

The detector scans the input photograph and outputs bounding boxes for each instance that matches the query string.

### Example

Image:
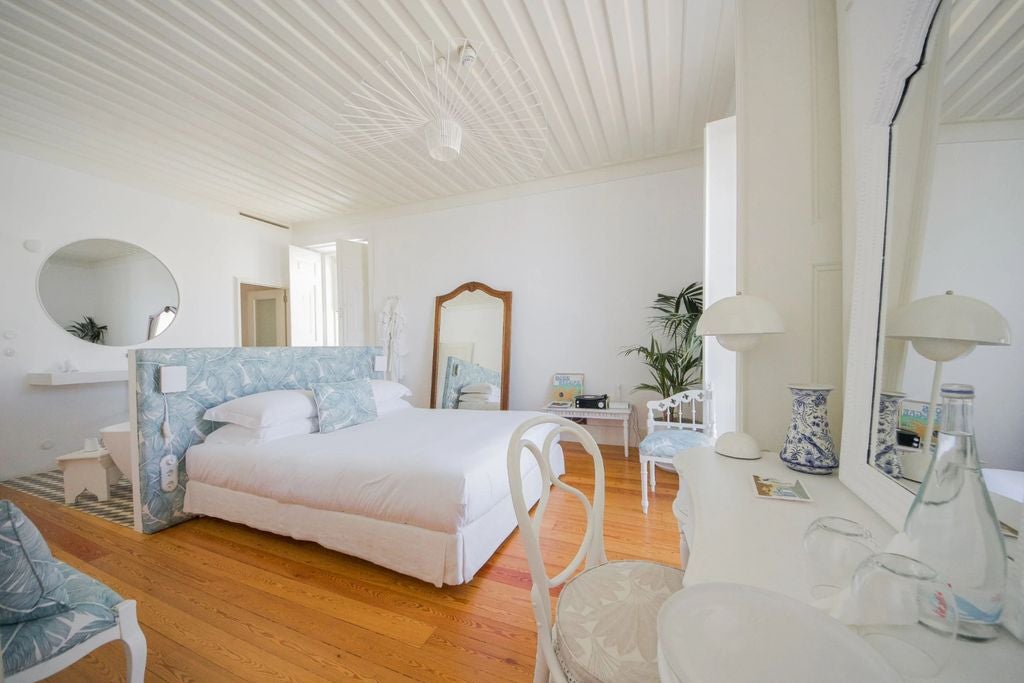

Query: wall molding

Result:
[291,149,702,245]
[937,118,1024,144]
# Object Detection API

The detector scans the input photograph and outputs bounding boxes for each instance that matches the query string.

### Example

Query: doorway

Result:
[239,282,288,346]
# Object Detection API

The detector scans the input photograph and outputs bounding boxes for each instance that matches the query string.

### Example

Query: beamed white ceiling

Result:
[943,0,1024,123]
[0,0,736,224]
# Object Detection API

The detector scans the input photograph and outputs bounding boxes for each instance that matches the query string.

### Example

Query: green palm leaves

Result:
[622,282,703,396]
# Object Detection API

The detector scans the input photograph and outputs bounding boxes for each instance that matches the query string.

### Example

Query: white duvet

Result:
[185,408,558,534]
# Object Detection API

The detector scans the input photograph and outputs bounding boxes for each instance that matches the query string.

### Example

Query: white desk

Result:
[540,404,632,457]
[659,447,1024,682]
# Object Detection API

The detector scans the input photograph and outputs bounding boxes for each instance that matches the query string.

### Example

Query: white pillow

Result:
[376,397,414,416]
[370,380,412,403]
[203,390,316,429]
[460,383,497,395]
[203,417,319,446]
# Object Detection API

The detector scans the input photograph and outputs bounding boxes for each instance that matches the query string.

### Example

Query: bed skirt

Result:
[183,443,565,587]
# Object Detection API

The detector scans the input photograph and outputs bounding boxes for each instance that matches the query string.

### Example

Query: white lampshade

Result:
[887,291,1011,362]
[696,294,785,352]
[425,118,463,162]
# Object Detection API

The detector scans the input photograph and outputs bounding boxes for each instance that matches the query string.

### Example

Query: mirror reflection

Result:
[872,0,1023,487]
[38,239,179,346]
[431,282,511,410]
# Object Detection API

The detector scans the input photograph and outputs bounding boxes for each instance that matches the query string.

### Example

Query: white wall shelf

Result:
[27,371,128,386]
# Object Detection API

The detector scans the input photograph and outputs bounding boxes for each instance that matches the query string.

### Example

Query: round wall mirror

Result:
[38,239,179,346]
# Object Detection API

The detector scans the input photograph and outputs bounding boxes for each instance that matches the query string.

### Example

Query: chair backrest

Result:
[646,389,709,436]
[507,415,607,682]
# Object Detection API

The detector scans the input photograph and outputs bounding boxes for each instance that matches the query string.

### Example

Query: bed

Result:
[183,407,564,586]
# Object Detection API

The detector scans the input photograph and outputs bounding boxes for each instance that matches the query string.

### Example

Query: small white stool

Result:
[56,448,119,504]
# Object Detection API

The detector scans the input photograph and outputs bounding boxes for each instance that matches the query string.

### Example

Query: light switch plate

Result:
[374,355,388,372]
[160,365,187,393]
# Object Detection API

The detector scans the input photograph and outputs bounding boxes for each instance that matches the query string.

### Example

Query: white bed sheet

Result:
[186,408,557,534]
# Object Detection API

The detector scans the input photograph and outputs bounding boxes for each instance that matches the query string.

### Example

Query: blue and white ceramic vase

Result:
[872,391,904,478]
[779,384,838,474]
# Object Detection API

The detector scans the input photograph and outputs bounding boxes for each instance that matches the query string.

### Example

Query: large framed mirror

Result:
[430,281,512,410]
[840,0,1023,527]
[870,0,1021,492]
[38,239,179,347]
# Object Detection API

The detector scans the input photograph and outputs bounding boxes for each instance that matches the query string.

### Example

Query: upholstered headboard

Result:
[440,356,501,409]
[128,346,383,533]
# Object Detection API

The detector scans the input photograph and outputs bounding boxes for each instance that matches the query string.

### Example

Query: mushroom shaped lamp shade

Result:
[887,291,1011,361]
[696,294,785,460]
[696,294,785,352]
[886,291,1011,456]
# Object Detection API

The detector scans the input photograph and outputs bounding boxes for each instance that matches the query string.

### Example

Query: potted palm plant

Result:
[622,282,703,399]
[66,316,108,344]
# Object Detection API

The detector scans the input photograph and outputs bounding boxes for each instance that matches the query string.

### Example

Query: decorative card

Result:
[552,373,584,403]
[899,399,942,454]
[752,474,813,502]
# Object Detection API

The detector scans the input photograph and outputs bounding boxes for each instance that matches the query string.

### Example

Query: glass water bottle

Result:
[902,384,1007,640]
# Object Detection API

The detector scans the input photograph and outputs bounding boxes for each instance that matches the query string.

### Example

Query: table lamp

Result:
[696,293,784,460]
[887,291,1010,455]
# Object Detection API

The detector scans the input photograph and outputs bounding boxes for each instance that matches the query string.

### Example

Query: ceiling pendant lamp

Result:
[335,38,547,178]
[425,118,463,162]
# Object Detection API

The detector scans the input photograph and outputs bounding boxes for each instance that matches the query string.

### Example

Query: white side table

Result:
[56,448,119,504]
[540,404,632,457]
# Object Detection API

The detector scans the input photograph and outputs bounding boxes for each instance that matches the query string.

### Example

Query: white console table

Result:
[659,447,1024,682]
[540,404,631,457]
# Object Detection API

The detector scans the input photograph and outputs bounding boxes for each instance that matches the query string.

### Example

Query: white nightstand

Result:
[56,448,120,504]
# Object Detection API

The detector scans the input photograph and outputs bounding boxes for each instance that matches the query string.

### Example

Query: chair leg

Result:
[116,601,147,683]
[640,456,649,514]
[533,641,550,683]
[650,459,657,491]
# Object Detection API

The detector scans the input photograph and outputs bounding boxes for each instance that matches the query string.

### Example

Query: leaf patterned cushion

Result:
[313,379,378,434]
[554,560,683,682]
[0,560,123,675]
[0,500,70,625]
[638,429,712,459]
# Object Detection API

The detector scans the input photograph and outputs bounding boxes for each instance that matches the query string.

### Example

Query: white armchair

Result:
[639,389,712,513]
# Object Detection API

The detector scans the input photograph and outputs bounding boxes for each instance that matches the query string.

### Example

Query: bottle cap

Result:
[940,383,974,398]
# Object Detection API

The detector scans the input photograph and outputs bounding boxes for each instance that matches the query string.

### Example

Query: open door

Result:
[289,245,324,347]
[239,284,288,346]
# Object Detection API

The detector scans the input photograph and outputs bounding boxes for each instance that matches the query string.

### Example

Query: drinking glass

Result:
[848,553,959,679]
[803,516,878,599]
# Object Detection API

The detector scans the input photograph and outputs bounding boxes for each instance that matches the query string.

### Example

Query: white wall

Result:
[0,149,290,479]
[362,167,704,447]
[735,0,844,450]
[901,131,1024,470]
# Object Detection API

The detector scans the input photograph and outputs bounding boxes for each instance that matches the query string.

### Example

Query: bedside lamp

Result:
[696,293,784,460]
[887,291,1010,455]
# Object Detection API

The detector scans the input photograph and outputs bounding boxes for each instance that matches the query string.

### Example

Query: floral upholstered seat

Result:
[554,560,683,682]
[1,561,123,676]
[0,500,146,682]
[638,429,713,459]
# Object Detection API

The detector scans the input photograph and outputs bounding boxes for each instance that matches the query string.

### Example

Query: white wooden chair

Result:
[507,415,683,683]
[639,389,712,514]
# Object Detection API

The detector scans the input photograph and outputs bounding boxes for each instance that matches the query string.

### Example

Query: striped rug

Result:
[1,470,134,528]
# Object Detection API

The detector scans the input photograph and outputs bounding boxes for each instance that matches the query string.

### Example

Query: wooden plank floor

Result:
[1,444,682,682]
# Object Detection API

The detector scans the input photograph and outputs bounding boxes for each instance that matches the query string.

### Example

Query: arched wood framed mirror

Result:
[430,281,512,410]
